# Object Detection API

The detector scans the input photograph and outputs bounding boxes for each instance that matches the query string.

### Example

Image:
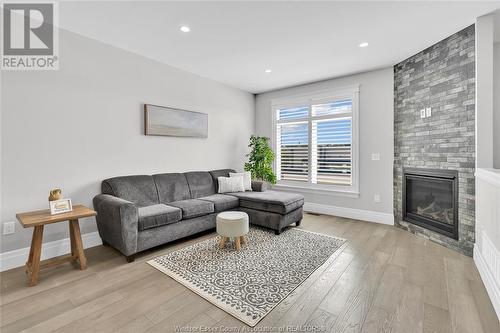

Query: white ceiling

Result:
[59,1,500,94]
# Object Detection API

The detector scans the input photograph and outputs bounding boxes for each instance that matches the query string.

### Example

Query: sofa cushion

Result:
[185,172,216,198]
[230,172,252,191]
[168,199,215,219]
[137,204,182,231]
[217,176,245,194]
[102,175,159,207]
[153,173,191,203]
[198,194,239,212]
[229,190,304,214]
[209,169,236,192]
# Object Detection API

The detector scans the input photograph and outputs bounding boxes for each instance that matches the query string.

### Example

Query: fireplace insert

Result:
[402,168,458,240]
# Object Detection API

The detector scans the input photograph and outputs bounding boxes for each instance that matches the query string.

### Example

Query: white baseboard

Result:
[474,233,500,320]
[0,231,102,272]
[303,202,394,225]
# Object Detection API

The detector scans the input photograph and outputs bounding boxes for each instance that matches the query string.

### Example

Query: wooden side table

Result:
[16,205,97,286]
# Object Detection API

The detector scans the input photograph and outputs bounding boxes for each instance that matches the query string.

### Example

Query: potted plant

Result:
[244,135,276,190]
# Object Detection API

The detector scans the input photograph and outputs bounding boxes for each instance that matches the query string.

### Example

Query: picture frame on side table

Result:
[50,198,73,215]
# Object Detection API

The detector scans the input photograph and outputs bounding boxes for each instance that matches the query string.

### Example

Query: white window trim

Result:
[270,85,360,197]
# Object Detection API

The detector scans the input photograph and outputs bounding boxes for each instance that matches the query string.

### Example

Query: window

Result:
[272,86,359,194]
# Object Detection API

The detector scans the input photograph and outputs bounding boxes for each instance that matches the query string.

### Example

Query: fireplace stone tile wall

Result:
[394,25,475,256]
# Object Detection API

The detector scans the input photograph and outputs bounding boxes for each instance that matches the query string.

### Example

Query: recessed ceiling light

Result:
[180,26,191,33]
[265,69,272,73]
[358,42,369,48]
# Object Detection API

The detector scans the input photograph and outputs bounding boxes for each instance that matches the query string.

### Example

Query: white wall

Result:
[476,14,495,169]
[255,68,394,218]
[0,29,255,253]
[494,42,500,169]
[474,12,500,320]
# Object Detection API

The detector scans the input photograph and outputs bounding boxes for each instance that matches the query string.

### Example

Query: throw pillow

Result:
[218,176,245,193]
[229,171,252,191]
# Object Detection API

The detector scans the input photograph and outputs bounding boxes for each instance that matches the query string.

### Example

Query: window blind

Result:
[275,98,353,187]
[313,118,352,185]
[277,122,309,182]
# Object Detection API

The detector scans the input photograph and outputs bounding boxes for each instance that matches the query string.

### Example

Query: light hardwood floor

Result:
[1,213,499,333]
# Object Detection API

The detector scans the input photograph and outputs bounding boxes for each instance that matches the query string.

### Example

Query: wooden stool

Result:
[16,205,96,286]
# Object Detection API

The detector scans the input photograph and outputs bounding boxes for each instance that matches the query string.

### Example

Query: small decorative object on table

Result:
[216,211,249,251]
[16,205,96,286]
[48,188,73,215]
[48,188,63,201]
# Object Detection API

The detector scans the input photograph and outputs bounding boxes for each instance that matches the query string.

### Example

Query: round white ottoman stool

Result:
[216,211,249,251]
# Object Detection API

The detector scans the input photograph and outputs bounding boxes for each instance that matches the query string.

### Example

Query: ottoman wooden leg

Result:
[240,235,245,245]
[219,236,227,249]
[235,237,241,251]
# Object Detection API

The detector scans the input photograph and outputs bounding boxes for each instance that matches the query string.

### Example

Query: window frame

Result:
[270,85,360,197]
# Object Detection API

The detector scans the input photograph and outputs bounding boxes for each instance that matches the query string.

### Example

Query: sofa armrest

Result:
[93,194,139,256]
[251,180,268,192]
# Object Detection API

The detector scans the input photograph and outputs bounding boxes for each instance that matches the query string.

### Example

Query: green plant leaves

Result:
[244,135,276,184]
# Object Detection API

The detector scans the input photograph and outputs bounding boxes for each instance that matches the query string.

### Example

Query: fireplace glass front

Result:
[403,168,458,240]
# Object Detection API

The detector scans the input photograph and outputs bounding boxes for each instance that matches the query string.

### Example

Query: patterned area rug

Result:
[147,227,346,326]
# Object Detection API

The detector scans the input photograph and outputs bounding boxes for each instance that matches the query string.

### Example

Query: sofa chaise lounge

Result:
[93,169,304,261]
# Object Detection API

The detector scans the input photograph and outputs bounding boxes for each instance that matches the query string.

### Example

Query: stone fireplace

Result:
[394,25,475,256]
[403,168,458,240]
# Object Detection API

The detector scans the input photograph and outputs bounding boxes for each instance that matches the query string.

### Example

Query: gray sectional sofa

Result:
[93,169,304,262]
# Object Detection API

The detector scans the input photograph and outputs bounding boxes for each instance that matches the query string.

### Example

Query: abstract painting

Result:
[144,104,208,138]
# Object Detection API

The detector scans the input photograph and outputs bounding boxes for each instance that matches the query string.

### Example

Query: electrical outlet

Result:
[420,109,426,119]
[426,107,432,118]
[374,194,381,203]
[371,153,380,161]
[3,222,15,235]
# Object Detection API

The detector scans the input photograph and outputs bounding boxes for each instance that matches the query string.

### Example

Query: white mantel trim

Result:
[474,234,500,320]
[476,168,500,187]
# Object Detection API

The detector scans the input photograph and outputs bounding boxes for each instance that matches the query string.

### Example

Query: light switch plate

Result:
[420,109,426,119]
[371,153,380,161]
[374,194,381,203]
[3,222,15,235]
[426,107,432,117]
